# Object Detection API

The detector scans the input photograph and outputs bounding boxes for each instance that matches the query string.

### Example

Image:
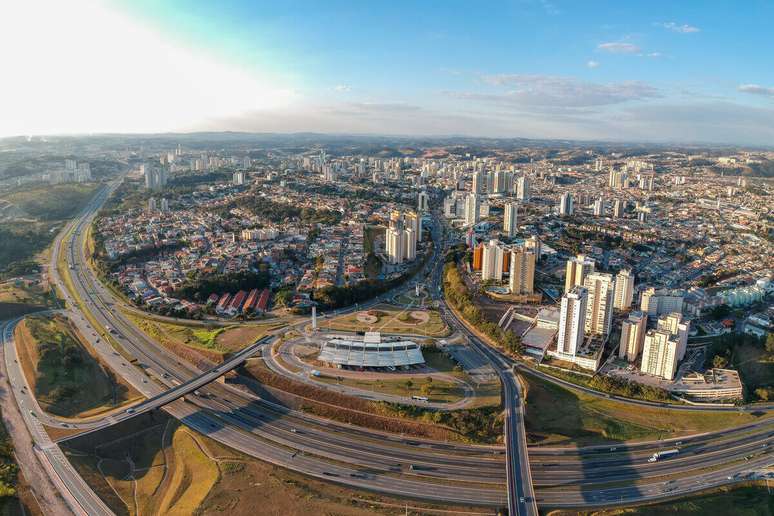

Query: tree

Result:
[754,388,770,401]
[712,354,729,369]
[404,379,414,391]
[766,333,774,354]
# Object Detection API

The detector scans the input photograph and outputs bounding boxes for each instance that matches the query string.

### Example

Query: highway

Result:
[8,183,770,513]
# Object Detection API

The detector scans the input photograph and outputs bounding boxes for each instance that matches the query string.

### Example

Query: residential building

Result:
[614,269,635,310]
[481,239,504,281]
[657,312,690,361]
[557,286,588,357]
[417,191,429,212]
[464,193,480,226]
[640,287,684,316]
[640,329,679,380]
[619,311,647,362]
[583,272,615,336]
[565,254,595,293]
[559,192,573,216]
[509,248,535,294]
[516,176,530,200]
[503,202,518,237]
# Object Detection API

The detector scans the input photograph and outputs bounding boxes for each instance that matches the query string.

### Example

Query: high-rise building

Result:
[472,171,483,194]
[233,171,246,185]
[148,197,157,212]
[464,193,480,226]
[417,191,429,212]
[385,227,404,264]
[613,198,625,218]
[405,211,421,243]
[160,198,170,212]
[403,228,417,261]
[640,329,679,380]
[559,193,573,216]
[619,311,647,362]
[525,235,541,261]
[640,288,684,316]
[509,248,535,294]
[516,176,530,201]
[565,254,595,293]
[76,162,91,182]
[144,165,167,190]
[558,286,588,357]
[481,240,504,281]
[657,312,690,361]
[583,272,615,336]
[503,202,518,237]
[472,243,484,271]
[614,269,635,310]
[593,197,605,216]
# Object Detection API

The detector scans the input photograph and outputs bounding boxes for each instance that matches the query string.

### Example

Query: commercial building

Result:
[565,254,595,293]
[619,311,647,362]
[509,248,535,294]
[318,333,425,369]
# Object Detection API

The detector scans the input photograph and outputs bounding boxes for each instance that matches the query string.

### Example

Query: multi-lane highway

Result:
[5,183,772,514]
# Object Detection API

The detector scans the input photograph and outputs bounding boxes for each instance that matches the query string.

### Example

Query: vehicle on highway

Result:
[411,395,429,402]
[648,449,679,462]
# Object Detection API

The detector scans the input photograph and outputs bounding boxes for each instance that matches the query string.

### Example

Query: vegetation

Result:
[705,332,774,401]
[325,303,449,336]
[539,364,671,402]
[227,195,342,225]
[523,374,772,446]
[0,417,19,502]
[17,315,138,417]
[175,269,270,302]
[442,256,522,354]
[2,183,99,221]
[0,280,57,319]
[0,222,57,278]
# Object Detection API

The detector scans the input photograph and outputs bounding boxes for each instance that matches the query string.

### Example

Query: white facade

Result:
[557,286,588,357]
[614,269,635,310]
[619,311,647,362]
[503,202,518,237]
[559,193,573,216]
[583,272,615,336]
[565,254,595,293]
[464,193,480,226]
[641,330,679,380]
[481,239,504,282]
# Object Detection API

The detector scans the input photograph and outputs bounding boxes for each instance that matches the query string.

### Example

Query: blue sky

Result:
[3,0,774,144]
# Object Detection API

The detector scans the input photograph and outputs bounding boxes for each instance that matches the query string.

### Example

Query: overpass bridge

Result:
[56,335,272,442]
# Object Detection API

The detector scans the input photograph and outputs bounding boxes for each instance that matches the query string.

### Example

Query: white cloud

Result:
[472,75,660,108]
[586,60,600,69]
[645,52,663,58]
[738,84,774,98]
[658,22,700,33]
[0,0,295,137]
[597,42,641,54]
[333,84,352,92]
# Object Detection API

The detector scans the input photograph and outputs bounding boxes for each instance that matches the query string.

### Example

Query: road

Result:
[9,186,771,512]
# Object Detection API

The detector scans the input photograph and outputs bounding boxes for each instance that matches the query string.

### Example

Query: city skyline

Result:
[2,0,774,145]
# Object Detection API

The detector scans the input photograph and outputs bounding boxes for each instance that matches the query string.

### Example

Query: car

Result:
[126,408,135,414]
[519,497,525,503]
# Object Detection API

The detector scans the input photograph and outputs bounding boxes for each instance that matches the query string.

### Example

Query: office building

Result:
[557,286,588,357]
[565,254,595,293]
[583,272,615,336]
[464,193,480,226]
[559,192,573,216]
[509,248,535,294]
[503,202,518,237]
[619,311,647,362]
[640,329,679,380]
[481,240,504,281]
[614,269,635,310]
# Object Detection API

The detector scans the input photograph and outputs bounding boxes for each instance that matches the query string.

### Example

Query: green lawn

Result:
[314,374,466,404]
[523,374,773,446]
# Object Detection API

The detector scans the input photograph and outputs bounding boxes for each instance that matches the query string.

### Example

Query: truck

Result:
[648,449,679,462]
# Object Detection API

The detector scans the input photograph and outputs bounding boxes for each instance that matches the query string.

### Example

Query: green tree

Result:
[712,354,729,369]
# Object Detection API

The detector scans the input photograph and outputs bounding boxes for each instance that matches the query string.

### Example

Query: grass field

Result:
[0,281,56,320]
[549,484,774,516]
[324,303,449,337]
[15,314,141,418]
[523,374,773,446]
[127,314,281,359]
[65,411,487,516]
[314,374,466,403]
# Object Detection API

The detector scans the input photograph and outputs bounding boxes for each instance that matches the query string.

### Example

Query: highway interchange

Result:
[2,182,773,515]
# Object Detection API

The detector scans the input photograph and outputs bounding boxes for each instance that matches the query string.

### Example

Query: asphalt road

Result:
[12,187,771,512]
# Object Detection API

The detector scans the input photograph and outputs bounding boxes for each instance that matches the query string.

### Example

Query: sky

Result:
[2,0,774,145]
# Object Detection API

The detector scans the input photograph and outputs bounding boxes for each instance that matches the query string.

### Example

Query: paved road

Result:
[21,189,773,511]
